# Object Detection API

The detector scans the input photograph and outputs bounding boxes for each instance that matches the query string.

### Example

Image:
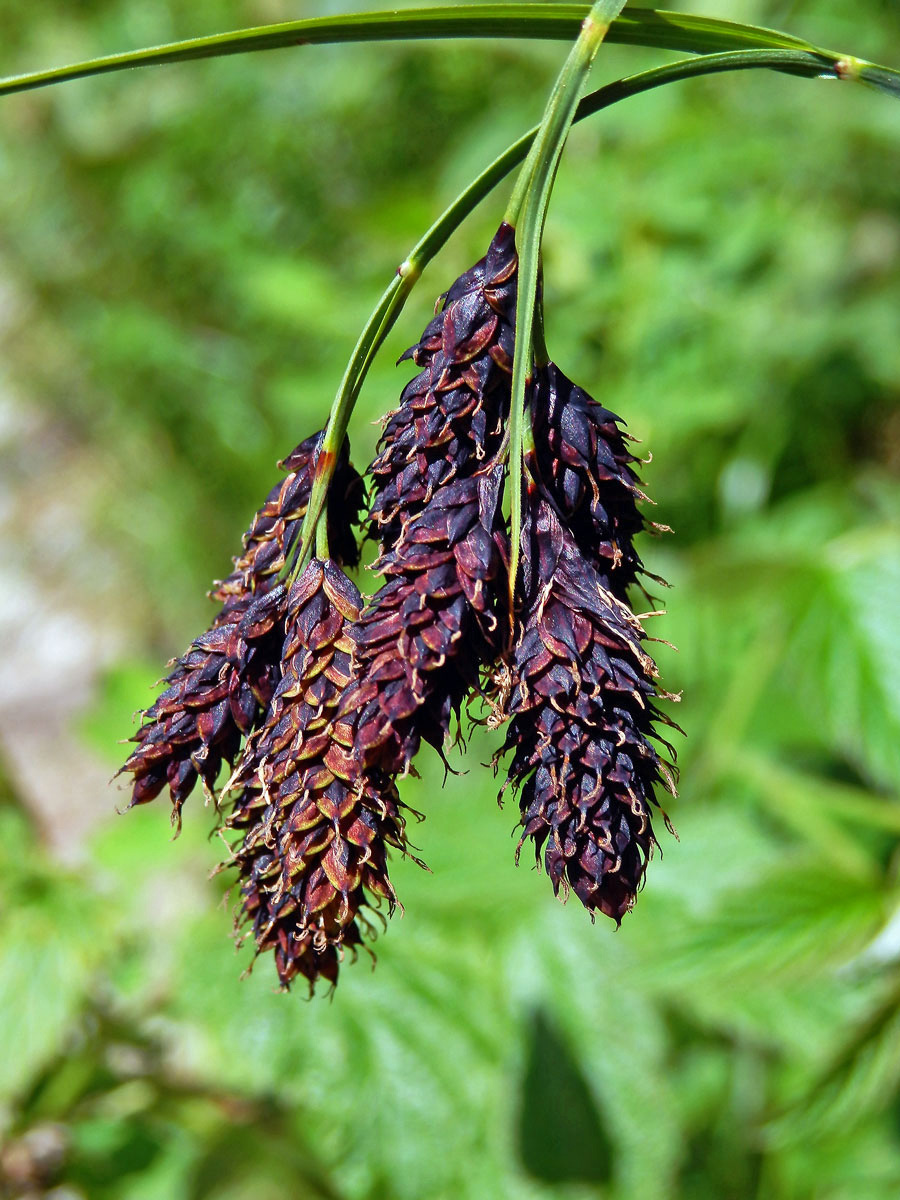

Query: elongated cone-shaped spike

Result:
[227,560,412,991]
[370,223,518,547]
[120,433,364,823]
[341,226,519,777]
[211,433,364,609]
[498,484,676,922]
[345,465,506,775]
[122,586,286,827]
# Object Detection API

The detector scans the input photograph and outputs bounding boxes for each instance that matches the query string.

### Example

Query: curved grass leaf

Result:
[1,7,897,101]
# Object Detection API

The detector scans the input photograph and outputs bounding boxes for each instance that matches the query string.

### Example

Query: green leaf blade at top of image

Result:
[1,7,897,101]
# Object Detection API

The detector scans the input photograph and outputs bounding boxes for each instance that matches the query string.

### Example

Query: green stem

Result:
[315,505,330,561]
[506,0,627,612]
[290,46,883,571]
[2,7,898,100]
[505,52,572,228]
[532,298,549,368]
[290,275,406,580]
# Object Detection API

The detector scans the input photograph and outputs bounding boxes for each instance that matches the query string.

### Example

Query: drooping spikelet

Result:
[498,487,676,922]
[226,559,412,991]
[212,433,365,609]
[123,586,286,827]
[370,222,517,546]
[118,188,685,989]
[120,433,364,822]
[338,226,519,776]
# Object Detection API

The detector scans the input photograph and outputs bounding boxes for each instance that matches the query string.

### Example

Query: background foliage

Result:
[1,2,899,1197]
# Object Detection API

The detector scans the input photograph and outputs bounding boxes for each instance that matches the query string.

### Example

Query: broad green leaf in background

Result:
[689,497,900,791]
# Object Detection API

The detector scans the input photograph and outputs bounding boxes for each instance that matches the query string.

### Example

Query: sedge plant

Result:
[3,5,897,992]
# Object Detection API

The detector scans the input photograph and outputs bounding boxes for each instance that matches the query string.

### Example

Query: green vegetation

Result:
[1,2,899,1196]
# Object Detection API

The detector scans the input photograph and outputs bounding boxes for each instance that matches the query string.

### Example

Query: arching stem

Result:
[289,47,862,577]
[505,0,628,615]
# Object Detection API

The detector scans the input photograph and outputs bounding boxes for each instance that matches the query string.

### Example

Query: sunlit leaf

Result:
[642,860,891,990]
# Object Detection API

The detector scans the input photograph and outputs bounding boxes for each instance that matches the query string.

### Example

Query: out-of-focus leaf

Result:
[770,971,900,1142]
[0,812,107,1103]
[510,908,681,1196]
[643,859,892,990]
[690,496,900,790]
[517,1008,615,1185]
[726,753,897,877]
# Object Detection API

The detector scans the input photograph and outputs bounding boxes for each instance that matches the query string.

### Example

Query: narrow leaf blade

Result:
[1,7,897,101]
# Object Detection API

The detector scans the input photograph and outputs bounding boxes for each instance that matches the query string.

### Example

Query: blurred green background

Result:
[1,2,899,1197]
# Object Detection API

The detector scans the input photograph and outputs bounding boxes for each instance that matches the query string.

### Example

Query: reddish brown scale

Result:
[226,560,412,992]
[497,489,677,923]
[336,227,521,783]
[122,586,286,827]
[120,430,364,821]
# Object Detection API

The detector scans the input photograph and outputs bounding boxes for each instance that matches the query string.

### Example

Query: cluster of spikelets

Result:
[121,223,678,992]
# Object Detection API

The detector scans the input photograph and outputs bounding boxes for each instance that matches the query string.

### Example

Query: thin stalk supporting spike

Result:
[290,46,881,567]
[505,0,629,613]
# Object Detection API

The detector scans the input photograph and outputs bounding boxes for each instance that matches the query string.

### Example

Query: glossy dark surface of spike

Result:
[370,223,518,549]
[345,467,506,774]
[530,362,647,595]
[122,586,286,826]
[499,493,674,922]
